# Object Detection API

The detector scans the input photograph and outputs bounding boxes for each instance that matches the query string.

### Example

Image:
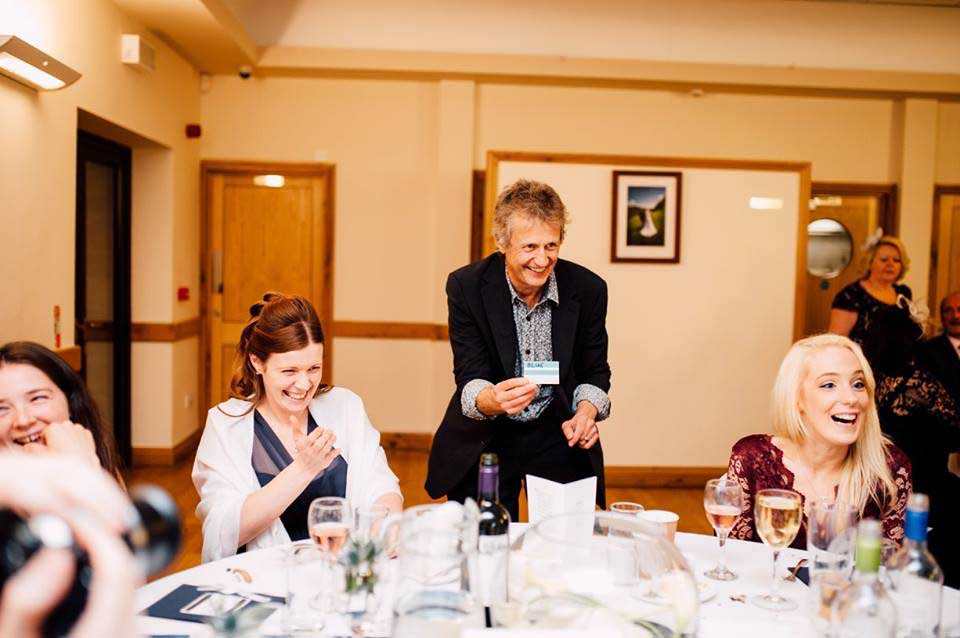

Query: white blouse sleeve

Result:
[347,394,402,509]
[192,412,251,562]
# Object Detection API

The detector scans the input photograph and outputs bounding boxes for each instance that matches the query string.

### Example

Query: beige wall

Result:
[496,161,801,466]
[1,0,201,448]
[200,72,960,456]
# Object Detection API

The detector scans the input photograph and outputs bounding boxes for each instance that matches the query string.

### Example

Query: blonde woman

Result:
[727,334,912,548]
[829,235,914,349]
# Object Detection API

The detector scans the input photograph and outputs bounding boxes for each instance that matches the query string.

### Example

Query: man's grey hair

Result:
[492,179,570,249]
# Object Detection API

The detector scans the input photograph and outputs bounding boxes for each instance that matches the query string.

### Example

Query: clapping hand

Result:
[291,415,338,475]
[33,422,99,467]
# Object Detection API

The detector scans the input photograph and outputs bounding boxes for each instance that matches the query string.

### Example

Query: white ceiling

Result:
[116,0,960,75]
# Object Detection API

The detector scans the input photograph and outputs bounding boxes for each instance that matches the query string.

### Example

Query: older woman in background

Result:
[829,236,917,362]
[727,334,911,549]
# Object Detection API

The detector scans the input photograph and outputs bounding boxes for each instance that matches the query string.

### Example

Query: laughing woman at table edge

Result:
[726,333,912,550]
[192,292,402,562]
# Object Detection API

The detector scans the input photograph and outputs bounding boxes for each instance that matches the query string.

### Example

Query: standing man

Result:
[920,291,960,405]
[426,179,611,520]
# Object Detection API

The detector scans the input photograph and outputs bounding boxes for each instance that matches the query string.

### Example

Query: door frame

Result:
[199,160,336,422]
[75,129,132,467]
[810,182,899,236]
[929,184,960,331]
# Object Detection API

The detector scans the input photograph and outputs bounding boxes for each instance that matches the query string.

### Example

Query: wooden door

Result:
[804,195,881,335]
[929,189,960,332]
[201,163,334,410]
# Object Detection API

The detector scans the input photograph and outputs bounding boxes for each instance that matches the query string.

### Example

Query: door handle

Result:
[212,250,223,294]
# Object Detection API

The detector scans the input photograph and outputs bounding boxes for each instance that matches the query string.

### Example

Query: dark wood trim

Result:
[55,346,83,372]
[605,466,727,489]
[377,431,722,488]
[131,427,203,467]
[130,317,201,342]
[76,130,133,467]
[470,170,486,263]
[929,184,960,323]
[332,321,449,341]
[485,150,812,340]
[380,432,433,453]
[811,182,899,236]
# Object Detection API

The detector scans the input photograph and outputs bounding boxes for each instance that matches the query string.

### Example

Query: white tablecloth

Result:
[136,530,960,637]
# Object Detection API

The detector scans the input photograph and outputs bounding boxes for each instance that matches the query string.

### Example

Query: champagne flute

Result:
[309,496,352,557]
[703,478,743,581]
[752,488,803,611]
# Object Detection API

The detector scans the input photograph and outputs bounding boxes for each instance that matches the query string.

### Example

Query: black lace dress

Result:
[832,279,921,367]
[876,365,960,587]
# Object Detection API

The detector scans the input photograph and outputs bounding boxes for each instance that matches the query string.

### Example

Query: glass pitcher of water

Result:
[392,501,483,637]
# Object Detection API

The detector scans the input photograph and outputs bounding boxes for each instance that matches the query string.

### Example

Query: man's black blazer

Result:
[919,334,960,406]
[425,252,611,506]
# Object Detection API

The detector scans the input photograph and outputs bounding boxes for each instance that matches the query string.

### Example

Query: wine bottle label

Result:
[477,534,509,605]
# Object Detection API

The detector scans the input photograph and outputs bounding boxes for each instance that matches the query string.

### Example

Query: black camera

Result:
[0,484,181,637]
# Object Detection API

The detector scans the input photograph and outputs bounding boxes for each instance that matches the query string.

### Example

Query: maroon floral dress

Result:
[726,434,911,549]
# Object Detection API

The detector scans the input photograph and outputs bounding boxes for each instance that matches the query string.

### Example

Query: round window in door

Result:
[807,219,853,278]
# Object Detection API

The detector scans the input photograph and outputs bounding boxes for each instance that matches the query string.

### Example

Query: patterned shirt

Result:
[460,268,611,422]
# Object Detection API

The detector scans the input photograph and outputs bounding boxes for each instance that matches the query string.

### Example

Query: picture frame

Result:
[611,170,683,263]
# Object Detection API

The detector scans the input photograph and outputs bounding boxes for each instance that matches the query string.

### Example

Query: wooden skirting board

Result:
[380,432,723,489]
[132,427,203,467]
[131,428,724,485]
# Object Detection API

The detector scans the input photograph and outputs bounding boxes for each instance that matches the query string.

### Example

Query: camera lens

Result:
[0,483,181,638]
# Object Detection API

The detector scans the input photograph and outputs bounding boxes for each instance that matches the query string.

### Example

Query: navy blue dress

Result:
[251,410,348,541]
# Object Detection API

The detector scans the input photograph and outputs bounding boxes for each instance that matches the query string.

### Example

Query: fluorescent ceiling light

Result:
[811,196,843,208]
[0,36,81,91]
[749,197,783,210]
[253,174,285,188]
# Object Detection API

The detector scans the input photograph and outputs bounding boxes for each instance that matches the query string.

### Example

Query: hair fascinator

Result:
[897,294,929,331]
[861,227,883,253]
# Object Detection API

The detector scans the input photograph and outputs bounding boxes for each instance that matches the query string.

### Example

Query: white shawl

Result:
[191,387,401,562]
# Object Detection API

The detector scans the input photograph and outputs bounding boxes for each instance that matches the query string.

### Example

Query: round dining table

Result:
[136,529,960,638]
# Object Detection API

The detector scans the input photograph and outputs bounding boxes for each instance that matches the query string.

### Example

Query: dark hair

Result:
[0,341,119,475]
[228,292,328,412]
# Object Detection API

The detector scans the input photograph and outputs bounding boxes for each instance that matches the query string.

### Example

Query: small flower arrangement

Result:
[339,537,382,595]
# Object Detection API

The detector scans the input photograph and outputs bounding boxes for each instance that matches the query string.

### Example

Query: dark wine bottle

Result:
[476,452,510,627]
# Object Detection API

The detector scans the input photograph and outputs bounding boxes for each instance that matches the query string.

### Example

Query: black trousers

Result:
[446,402,595,522]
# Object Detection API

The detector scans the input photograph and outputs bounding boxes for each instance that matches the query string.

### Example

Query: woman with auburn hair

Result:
[192,293,402,562]
[829,236,922,366]
[0,341,119,478]
[727,334,911,548]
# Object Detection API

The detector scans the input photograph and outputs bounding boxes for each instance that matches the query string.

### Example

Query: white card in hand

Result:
[522,360,560,385]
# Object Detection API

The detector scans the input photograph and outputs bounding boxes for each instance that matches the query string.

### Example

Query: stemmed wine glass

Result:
[703,478,743,581]
[309,496,352,557]
[751,488,803,611]
[308,496,352,611]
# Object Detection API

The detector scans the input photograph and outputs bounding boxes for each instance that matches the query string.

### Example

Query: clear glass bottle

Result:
[476,453,511,626]
[887,494,943,638]
[833,519,897,638]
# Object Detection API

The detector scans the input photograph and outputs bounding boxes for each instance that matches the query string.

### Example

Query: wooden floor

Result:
[126,448,712,578]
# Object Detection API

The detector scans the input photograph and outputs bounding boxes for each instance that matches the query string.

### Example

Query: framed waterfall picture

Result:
[611,170,683,263]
